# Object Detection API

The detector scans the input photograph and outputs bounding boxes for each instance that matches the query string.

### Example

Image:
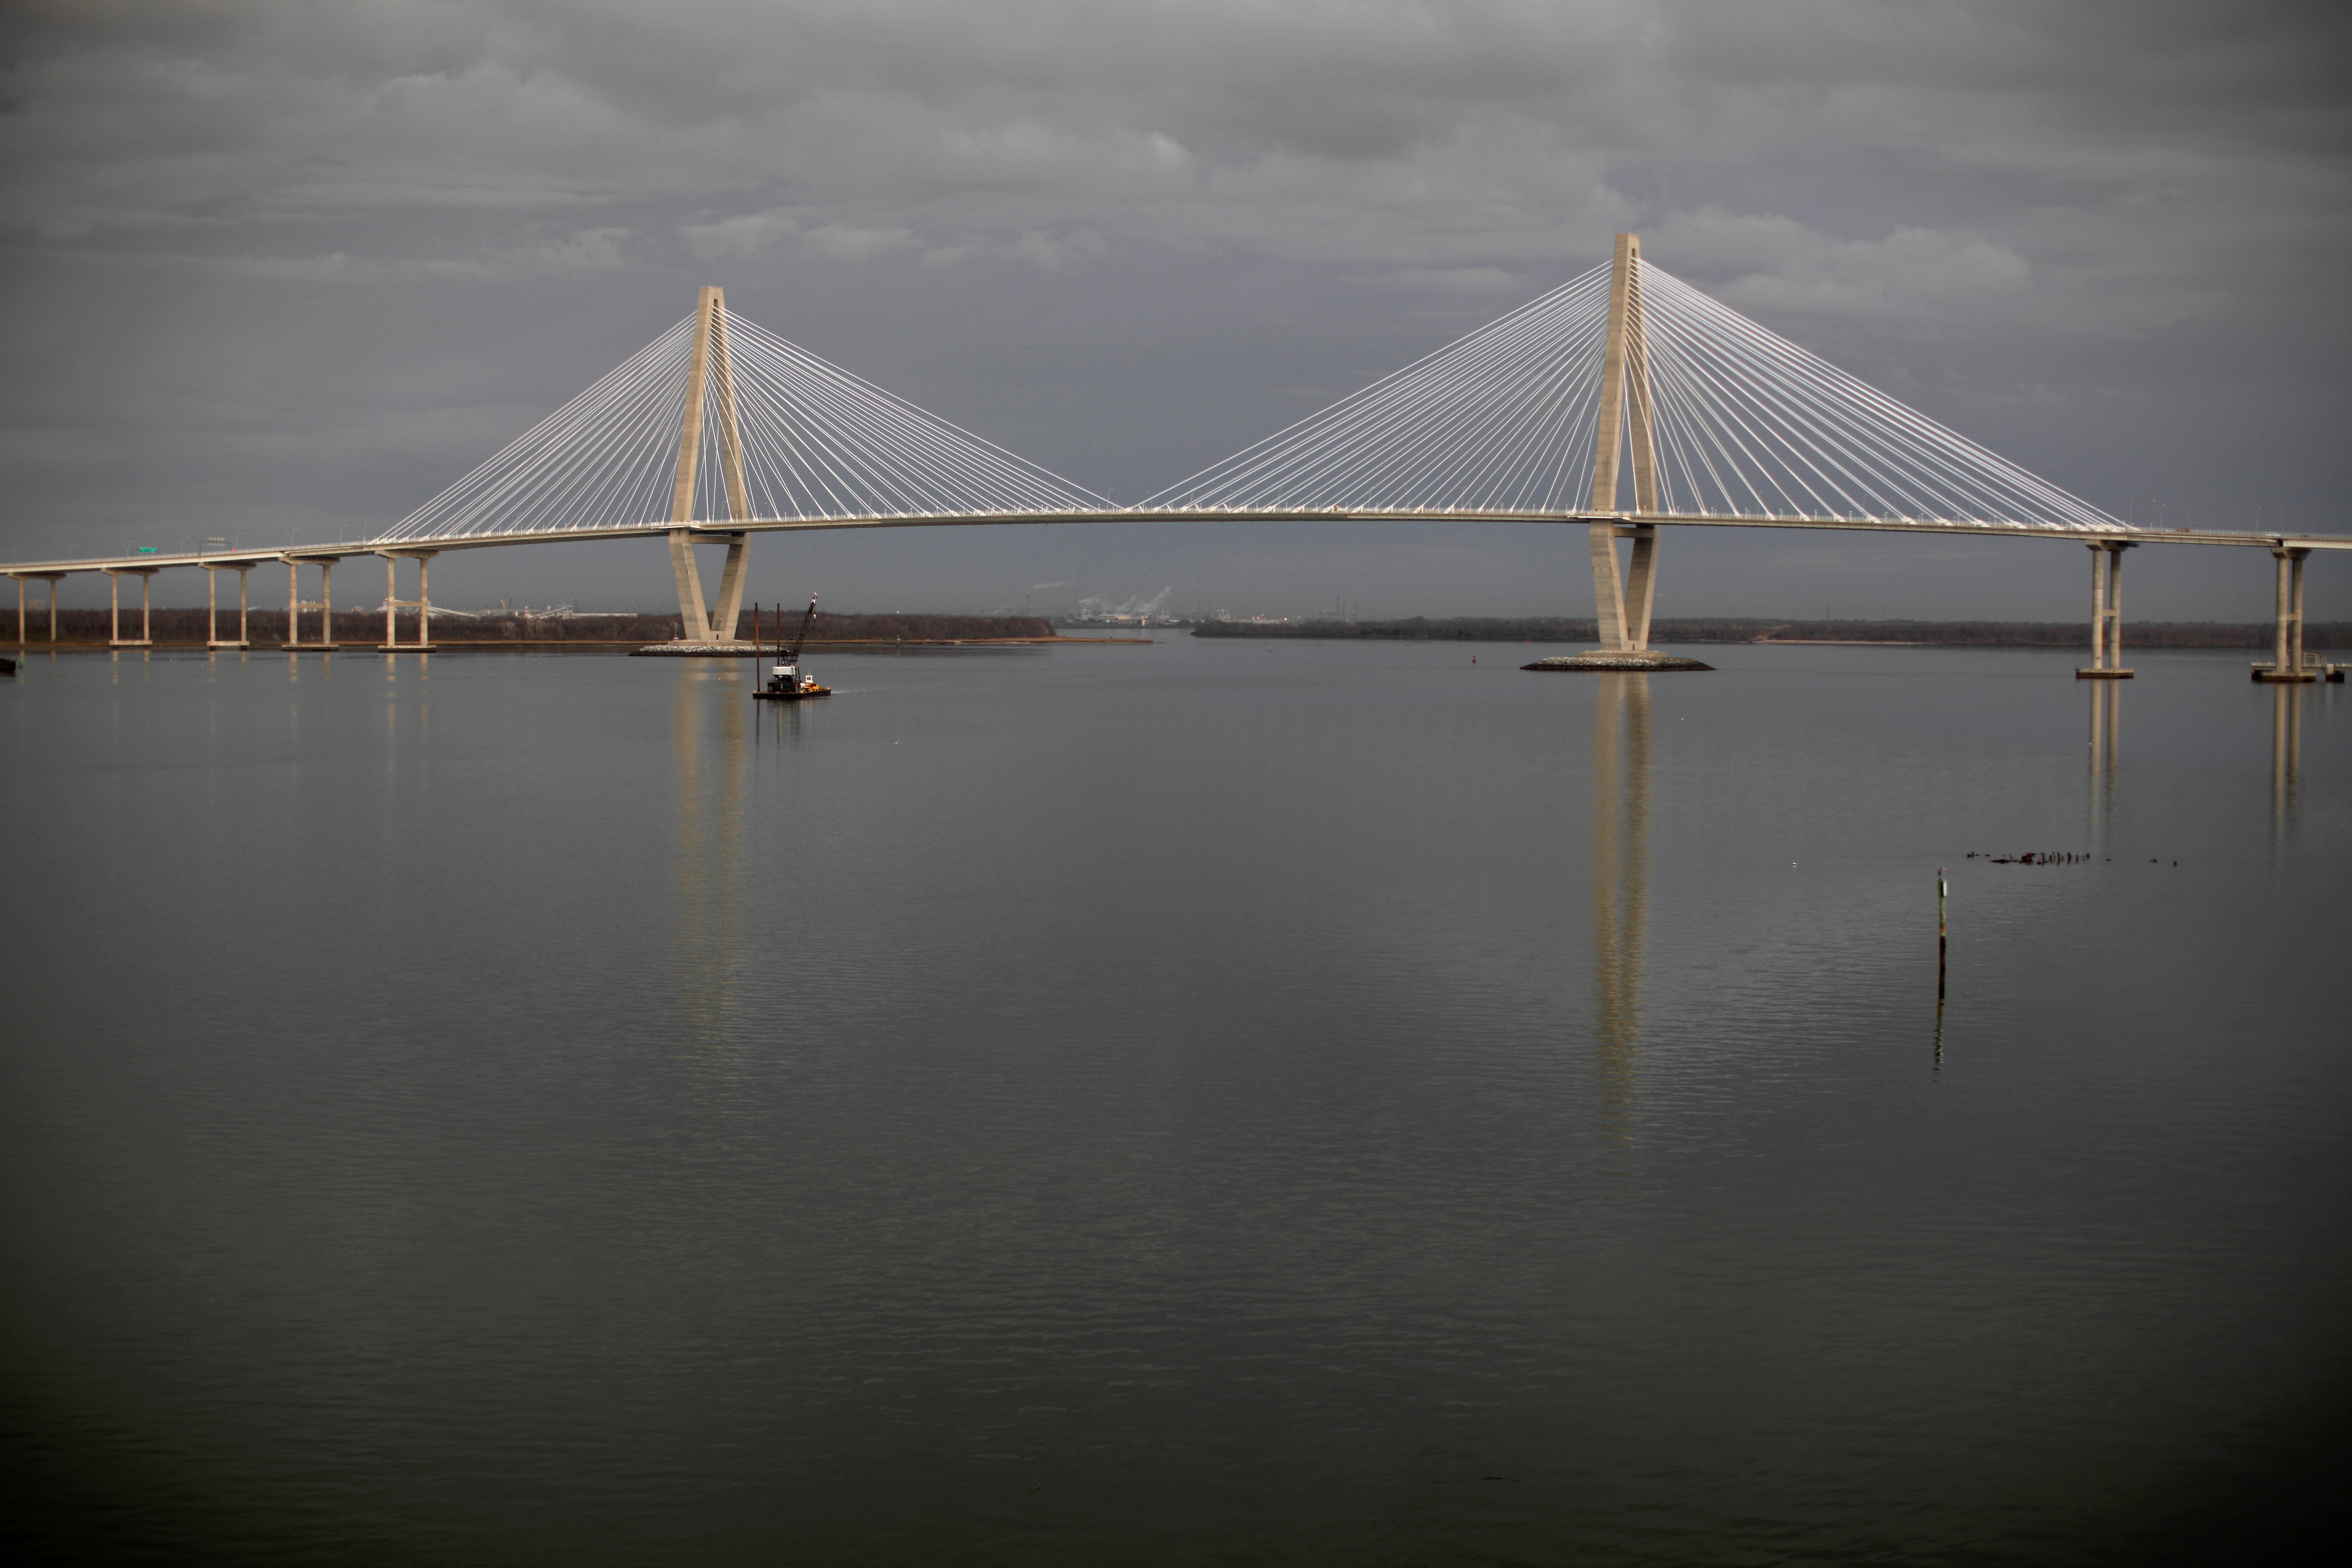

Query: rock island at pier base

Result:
[1522,651,1714,672]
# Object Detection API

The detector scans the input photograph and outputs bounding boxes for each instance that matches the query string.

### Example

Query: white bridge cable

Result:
[376,260,2122,542]
[1146,263,1617,513]
[1630,263,2121,529]
[1650,268,2073,520]
[379,320,696,543]
[709,310,1106,521]
[1339,279,1609,504]
[1153,257,2124,532]
[379,306,1106,544]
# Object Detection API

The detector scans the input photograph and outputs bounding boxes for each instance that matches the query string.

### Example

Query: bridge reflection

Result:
[672,662,749,1057]
[2272,682,2303,845]
[2084,676,2311,843]
[1591,673,1650,1144]
[2088,678,2120,845]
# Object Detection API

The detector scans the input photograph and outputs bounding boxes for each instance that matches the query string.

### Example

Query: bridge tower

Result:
[1533,234,1709,672]
[1588,232,1662,657]
[667,286,754,645]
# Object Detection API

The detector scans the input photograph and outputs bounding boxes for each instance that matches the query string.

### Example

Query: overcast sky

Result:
[3,0,2347,620]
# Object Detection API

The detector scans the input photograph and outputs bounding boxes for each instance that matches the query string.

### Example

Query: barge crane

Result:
[753,595,831,701]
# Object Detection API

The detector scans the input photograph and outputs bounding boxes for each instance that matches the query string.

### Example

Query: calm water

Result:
[3,638,2346,1565]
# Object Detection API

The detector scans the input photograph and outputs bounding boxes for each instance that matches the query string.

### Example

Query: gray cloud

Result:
[2,0,2347,618]
[14,2,2340,287]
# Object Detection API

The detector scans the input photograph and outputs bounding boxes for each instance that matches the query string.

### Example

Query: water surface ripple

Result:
[3,640,2345,1565]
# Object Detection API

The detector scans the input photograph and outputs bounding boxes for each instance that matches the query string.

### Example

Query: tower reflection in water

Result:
[1590,673,1650,1145]
[672,662,750,1060]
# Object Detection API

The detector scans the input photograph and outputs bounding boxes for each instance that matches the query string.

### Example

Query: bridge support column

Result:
[1624,525,1660,650]
[377,551,438,651]
[1588,524,1628,652]
[711,534,749,642]
[103,567,157,647]
[20,574,63,642]
[205,563,253,649]
[2254,547,2316,682]
[283,557,342,650]
[669,529,714,643]
[2075,540,2133,679]
[1587,522,1660,652]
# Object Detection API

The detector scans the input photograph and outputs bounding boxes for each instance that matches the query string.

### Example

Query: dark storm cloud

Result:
[12,2,2344,285]
[2,0,2347,615]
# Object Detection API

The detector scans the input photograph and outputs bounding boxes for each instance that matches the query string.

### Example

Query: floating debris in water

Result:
[1964,850,2102,866]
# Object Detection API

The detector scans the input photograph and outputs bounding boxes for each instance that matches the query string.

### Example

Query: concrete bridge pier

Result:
[2253,547,2322,682]
[377,550,438,651]
[103,565,159,647]
[204,562,253,649]
[12,572,66,645]
[284,557,341,651]
[2076,540,2134,678]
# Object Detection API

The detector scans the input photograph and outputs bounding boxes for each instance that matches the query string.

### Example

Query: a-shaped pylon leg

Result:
[668,531,750,644]
[711,534,749,642]
[1535,522,1704,671]
[1586,523,1661,652]
[669,529,713,643]
[1623,526,1660,651]
[1588,523,1629,651]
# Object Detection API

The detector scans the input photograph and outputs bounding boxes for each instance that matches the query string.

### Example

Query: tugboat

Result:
[752,595,831,701]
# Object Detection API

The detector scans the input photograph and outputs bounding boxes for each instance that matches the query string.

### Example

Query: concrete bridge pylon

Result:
[667,286,753,647]
[1565,234,1702,669]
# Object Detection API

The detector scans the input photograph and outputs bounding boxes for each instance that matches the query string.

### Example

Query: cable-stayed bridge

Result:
[8,235,2342,678]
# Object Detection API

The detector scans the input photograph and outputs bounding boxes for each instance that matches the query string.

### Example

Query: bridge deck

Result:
[6,510,2347,579]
